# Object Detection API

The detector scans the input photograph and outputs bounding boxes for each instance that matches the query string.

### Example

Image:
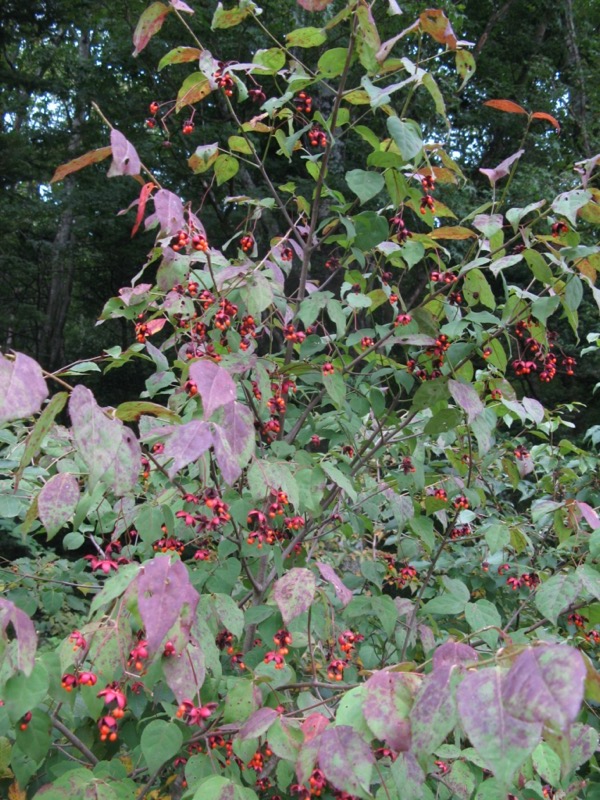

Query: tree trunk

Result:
[563,0,592,157]
[39,31,90,370]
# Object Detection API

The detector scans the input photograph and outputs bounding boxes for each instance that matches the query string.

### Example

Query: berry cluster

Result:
[512,320,576,382]
[420,174,436,214]
[264,628,293,669]
[246,492,304,548]
[406,333,451,381]
[308,123,327,148]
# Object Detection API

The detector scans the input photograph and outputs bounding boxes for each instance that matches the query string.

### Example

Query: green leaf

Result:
[4,662,49,723]
[532,741,561,787]
[158,46,202,70]
[214,154,239,186]
[345,169,384,204]
[464,600,501,648]
[252,48,286,73]
[228,135,253,155]
[212,1,254,29]
[551,189,592,227]
[141,720,184,774]
[15,391,68,486]
[455,50,476,90]
[318,48,349,77]
[463,269,495,310]
[386,118,423,162]
[535,571,582,624]
[321,461,356,502]
[176,72,212,112]
[223,678,259,724]
[286,27,327,48]
[15,709,50,764]
[192,776,259,800]
[322,370,346,408]
[213,594,244,639]
[352,212,389,250]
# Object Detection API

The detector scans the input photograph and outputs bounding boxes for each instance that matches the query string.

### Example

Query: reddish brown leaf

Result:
[531,111,561,132]
[50,146,112,184]
[296,0,335,9]
[131,182,157,237]
[133,2,170,57]
[484,99,527,115]
[419,9,458,49]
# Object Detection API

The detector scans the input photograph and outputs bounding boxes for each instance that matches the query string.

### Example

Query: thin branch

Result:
[51,716,99,766]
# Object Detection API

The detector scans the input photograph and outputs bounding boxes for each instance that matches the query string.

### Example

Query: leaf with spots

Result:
[273,568,316,624]
[0,353,48,424]
[133,2,170,56]
[457,668,542,786]
[137,555,199,653]
[189,360,236,421]
[318,726,374,799]
[363,671,419,751]
[38,473,80,538]
[502,645,586,732]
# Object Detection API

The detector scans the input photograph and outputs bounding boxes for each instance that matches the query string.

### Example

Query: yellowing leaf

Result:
[8,782,26,800]
[428,226,476,240]
[51,147,112,183]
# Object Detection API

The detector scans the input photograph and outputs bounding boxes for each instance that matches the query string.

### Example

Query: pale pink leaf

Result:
[188,360,236,420]
[163,636,205,703]
[170,0,194,11]
[107,130,141,177]
[162,420,212,478]
[238,708,279,740]
[479,149,524,187]
[316,562,353,606]
[363,671,418,751]
[449,379,484,423]
[296,0,334,9]
[578,502,600,530]
[273,568,316,624]
[432,640,478,671]
[137,555,199,653]
[0,352,48,423]
[0,598,37,676]
[151,188,185,235]
[38,473,80,535]
[211,402,255,485]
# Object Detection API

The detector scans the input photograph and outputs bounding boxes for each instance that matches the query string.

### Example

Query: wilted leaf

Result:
[133,2,170,56]
[419,9,457,48]
[50,146,112,183]
[484,98,527,115]
[457,668,542,785]
[189,143,219,174]
[479,149,524,187]
[273,568,316,624]
[38,473,79,536]
[131,182,156,237]
[0,352,48,424]
[107,129,141,177]
[137,555,199,652]
[551,189,592,227]
[318,726,374,798]
[502,645,586,731]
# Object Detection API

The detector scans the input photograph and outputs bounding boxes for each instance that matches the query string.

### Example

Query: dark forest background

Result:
[1,0,599,425]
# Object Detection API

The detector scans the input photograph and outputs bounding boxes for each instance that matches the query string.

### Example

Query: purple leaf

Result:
[170,0,194,10]
[107,130,141,177]
[479,149,524,187]
[162,420,212,478]
[449,379,484,423]
[0,598,37,677]
[133,1,170,56]
[457,668,542,785]
[296,737,321,786]
[568,723,599,772]
[238,708,279,740]
[502,645,586,731]
[316,562,353,606]
[188,360,236,420]
[578,501,600,530]
[163,636,205,704]
[69,385,141,495]
[38,473,80,535]
[137,555,199,653]
[363,671,419,751]
[211,402,255,484]
[410,666,457,757]
[432,640,478,672]
[150,188,185,235]
[273,568,316,625]
[0,352,48,424]
[318,726,374,798]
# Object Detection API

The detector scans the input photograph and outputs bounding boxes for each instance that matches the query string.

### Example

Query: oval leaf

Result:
[273,568,316,624]
[51,146,112,184]
[38,473,80,536]
[531,111,560,132]
[0,353,48,424]
[133,2,170,56]
[484,99,527,114]
[141,719,183,773]
[318,726,374,799]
